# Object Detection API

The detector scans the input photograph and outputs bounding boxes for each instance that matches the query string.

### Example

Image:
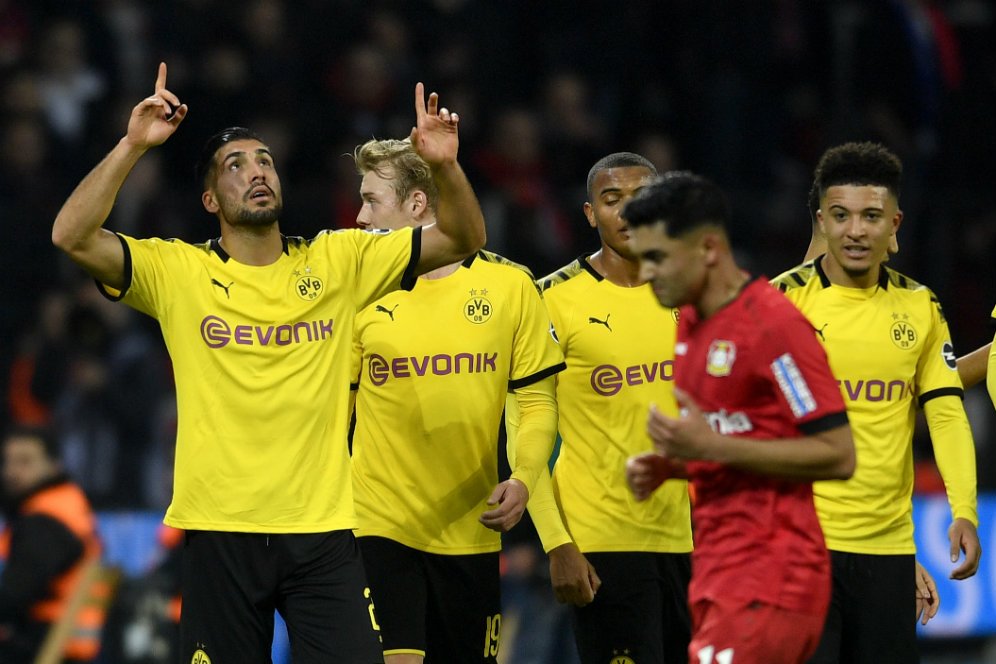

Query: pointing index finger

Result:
[155,62,167,95]
[414,82,426,122]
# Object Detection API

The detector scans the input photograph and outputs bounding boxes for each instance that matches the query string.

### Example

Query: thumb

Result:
[950,534,961,563]
[486,483,505,507]
[672,387,697,414]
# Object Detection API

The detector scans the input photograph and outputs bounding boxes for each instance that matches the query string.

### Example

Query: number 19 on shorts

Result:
[483,613,501,658]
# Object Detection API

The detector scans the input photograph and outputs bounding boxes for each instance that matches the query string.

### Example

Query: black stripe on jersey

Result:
[95,233,133,302]
[579,255,603,281]
[538,258,587,293]
[508,362,567,391]
[349,382,359,391]
[798,410,849,435]
[918,386,964,408]
[400,226,422,291]
[814,257,832,288]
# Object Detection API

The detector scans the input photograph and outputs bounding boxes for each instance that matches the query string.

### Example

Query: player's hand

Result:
[479,478,528,532]
[625,452,672,501]
[948,517,981,580]
[410,82,458,169]
[914,559,939,625]
[548,542,601,606]
[125,62,187,151]
[647,388,718,461]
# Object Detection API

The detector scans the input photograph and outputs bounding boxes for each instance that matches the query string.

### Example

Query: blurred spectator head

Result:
[2,425,62,498]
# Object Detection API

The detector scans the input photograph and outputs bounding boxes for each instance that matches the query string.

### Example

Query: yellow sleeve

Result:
[988,336,996,411]
[988,308,996,409]
[924,395,978,526]
[505,390,572,553]
[507,376,557,497]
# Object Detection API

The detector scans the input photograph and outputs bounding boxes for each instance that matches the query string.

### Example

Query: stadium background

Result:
[1,1,994,661]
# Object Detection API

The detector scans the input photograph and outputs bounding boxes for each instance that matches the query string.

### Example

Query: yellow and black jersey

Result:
[99,227,418,533]
[772,257,977,553]
[351,251,564,555]
[988,305,996,412]
[539,257,693,554]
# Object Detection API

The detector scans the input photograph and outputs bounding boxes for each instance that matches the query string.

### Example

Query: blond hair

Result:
[353,138,438,210]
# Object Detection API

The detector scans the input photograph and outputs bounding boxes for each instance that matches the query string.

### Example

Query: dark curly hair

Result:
[812,142,902,204]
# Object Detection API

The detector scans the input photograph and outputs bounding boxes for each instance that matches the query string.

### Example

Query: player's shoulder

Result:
[475,250,536,279]
[537,257,591,295]
[769,260,820,294]
[882,265,935,297]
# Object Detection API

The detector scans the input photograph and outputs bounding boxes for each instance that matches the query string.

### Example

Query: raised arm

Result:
[409,82,486,274]
[52,62,188,288]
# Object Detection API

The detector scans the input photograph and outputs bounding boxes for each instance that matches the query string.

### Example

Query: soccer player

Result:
[519,152,694,664]
[50,63,485,663]
[348,137,565,663]
[803,185,992,389]
[624,171,856,664]
[771,142,980,663]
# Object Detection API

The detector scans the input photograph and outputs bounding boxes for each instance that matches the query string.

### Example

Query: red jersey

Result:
[675,278,848,614]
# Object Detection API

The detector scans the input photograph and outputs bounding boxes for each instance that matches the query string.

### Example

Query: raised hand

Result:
[409,82,459,169]
[125,62,188,151]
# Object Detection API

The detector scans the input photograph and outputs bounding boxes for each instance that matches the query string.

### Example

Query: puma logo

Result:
[376,304,399,321]
[588,314,611,331]
[211,279,234,298]
[816,323,829,341]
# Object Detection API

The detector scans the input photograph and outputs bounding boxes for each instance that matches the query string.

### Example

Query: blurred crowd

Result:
[2,0,995,510]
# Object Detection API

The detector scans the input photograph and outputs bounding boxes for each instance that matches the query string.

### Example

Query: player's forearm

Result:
[526,468,573,553]
[956,342,992,389]
[430,160,486,260]
[988,339,996,410]
[707,423,854,480]
[52,138,146,255]
[924,396,979,525]
[508,378,558,495]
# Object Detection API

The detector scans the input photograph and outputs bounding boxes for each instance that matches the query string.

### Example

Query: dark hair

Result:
[807,180,820,223]
[812,142,902,205]
[586,152,657,199]
[194,126,265,191]
[3,425,61,461]
[622,171,730,237]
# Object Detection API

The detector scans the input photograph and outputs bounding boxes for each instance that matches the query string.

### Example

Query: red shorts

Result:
[689,597,826,664]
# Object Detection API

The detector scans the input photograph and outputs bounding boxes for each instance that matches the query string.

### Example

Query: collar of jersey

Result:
[210,235,290,263]
[815,254,890,290]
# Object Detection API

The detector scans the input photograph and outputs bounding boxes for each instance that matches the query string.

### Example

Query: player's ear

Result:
[891,208,903,235]
[583,201,596,229]
[410,190,428,217]
[202,190,219,214]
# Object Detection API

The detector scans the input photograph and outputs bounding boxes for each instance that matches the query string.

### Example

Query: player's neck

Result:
[698,260,750,319]
[588,247,643,287]
[218,224,284,266]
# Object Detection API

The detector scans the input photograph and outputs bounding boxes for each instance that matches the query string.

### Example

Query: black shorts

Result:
[571,551,691,664]
[358,536,501,663]
[807,551,917,664]
[179,530,383,664]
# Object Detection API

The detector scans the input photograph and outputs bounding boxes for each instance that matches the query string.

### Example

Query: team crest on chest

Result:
[671,308,680,325]
[293,266,324,301]
[706,340,736,377]
[889,312,917,349]
[464,288,493,324]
